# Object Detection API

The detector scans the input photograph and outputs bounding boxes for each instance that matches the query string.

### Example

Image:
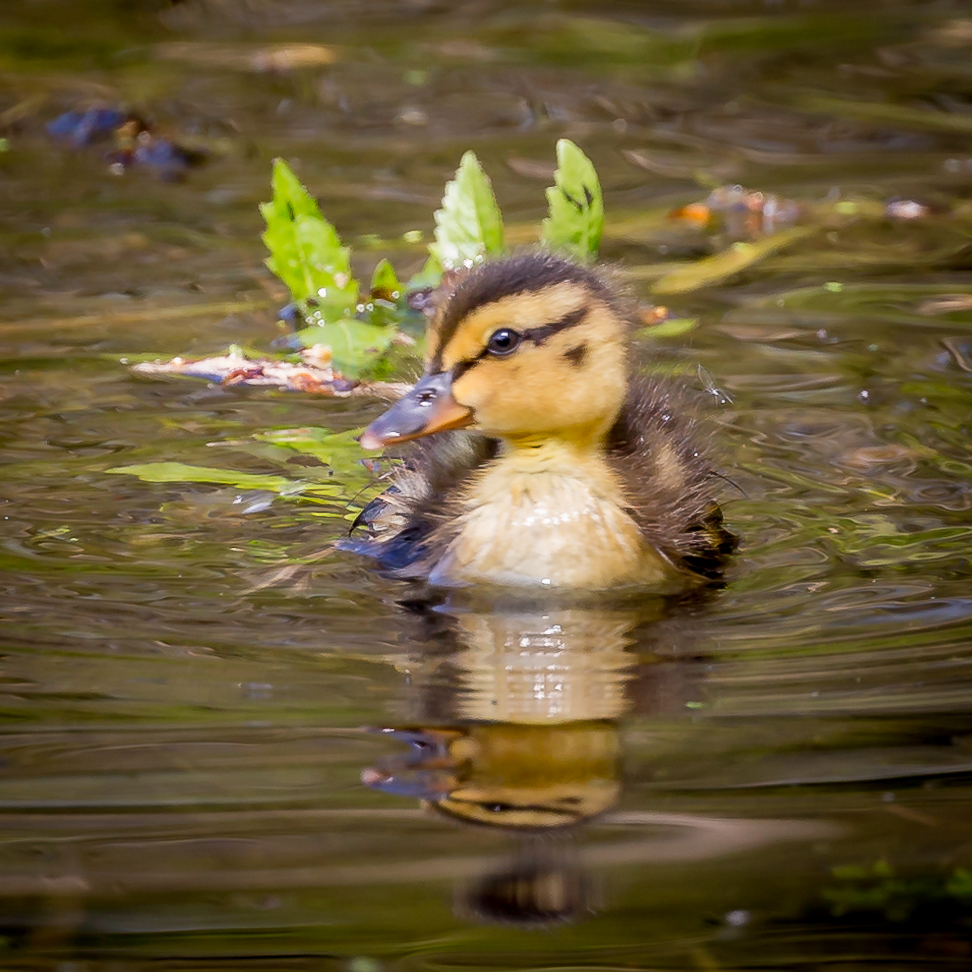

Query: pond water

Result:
[2,0,972,967]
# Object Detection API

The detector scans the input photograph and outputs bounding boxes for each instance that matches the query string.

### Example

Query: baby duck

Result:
[353,252,734,592]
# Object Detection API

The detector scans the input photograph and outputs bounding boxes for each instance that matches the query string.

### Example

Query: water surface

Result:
[2,0,972,967]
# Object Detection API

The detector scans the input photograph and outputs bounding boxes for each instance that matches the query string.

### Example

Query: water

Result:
[2,0,972,966]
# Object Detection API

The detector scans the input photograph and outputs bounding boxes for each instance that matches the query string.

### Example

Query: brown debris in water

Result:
[131,348,408,398]
[670,185,936,241]
[917,294,972,315]
[637,304,671,326]
[670,185,803,238]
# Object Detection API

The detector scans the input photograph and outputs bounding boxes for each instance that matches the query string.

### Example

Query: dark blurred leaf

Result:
[797,94,972,135]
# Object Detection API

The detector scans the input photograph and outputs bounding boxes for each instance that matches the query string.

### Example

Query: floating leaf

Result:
[541,139,603,263]
[296,320,396,376]
[370,258,401,301]
[260,158,358,317]
[107,462,319,496]
[652,225,815,295]
[430,150,505,269]
[258,427,364,466]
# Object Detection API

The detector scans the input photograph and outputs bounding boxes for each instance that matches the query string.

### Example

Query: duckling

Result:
[352,252,735,591]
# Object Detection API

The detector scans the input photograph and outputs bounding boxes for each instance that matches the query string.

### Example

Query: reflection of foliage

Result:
[824,859,972,922]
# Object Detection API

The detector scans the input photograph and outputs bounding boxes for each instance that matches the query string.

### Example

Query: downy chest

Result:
[428,467,672,590]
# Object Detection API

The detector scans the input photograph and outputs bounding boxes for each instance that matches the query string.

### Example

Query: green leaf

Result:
[264,157,322,223]
[260,158,358,317]
[640,317,699,339]
[430,151,505,269]
[296,320,395,376]
[369,258,401,300]
[107,462,315,495]
[541,139,603,263]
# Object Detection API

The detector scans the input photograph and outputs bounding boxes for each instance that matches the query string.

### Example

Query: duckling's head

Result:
[361,253,630,450]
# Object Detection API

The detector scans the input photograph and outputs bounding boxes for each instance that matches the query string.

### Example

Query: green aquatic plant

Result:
[430,149,506,267]
[823,859,972,923]
[260,139,604,378]
[541,138,603,263]
[111,140,605,510]
[260,157,359,321]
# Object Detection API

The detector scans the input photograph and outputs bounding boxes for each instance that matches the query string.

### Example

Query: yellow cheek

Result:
[452,361,516,411]
[453,354,584,433]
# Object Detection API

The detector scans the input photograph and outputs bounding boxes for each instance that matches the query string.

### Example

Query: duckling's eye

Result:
[486,328,521,356]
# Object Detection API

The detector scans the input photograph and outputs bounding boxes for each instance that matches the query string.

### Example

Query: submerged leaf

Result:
[430,151,505,269]
[258,427,364,465]
[541,139,603,263]
[652,226,815,295]
[260,158,358,317]
[256,427,379,490]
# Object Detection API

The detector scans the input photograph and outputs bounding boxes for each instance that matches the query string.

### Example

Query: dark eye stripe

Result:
[521,305,589,346]
[448,305,590,379]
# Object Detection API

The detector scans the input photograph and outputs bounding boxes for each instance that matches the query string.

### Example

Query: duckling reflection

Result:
[364,606,640,831]
[455,835,592,926]
[362,601,681,924]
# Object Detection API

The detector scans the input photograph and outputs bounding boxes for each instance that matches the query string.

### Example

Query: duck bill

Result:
[359,371,473,450]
